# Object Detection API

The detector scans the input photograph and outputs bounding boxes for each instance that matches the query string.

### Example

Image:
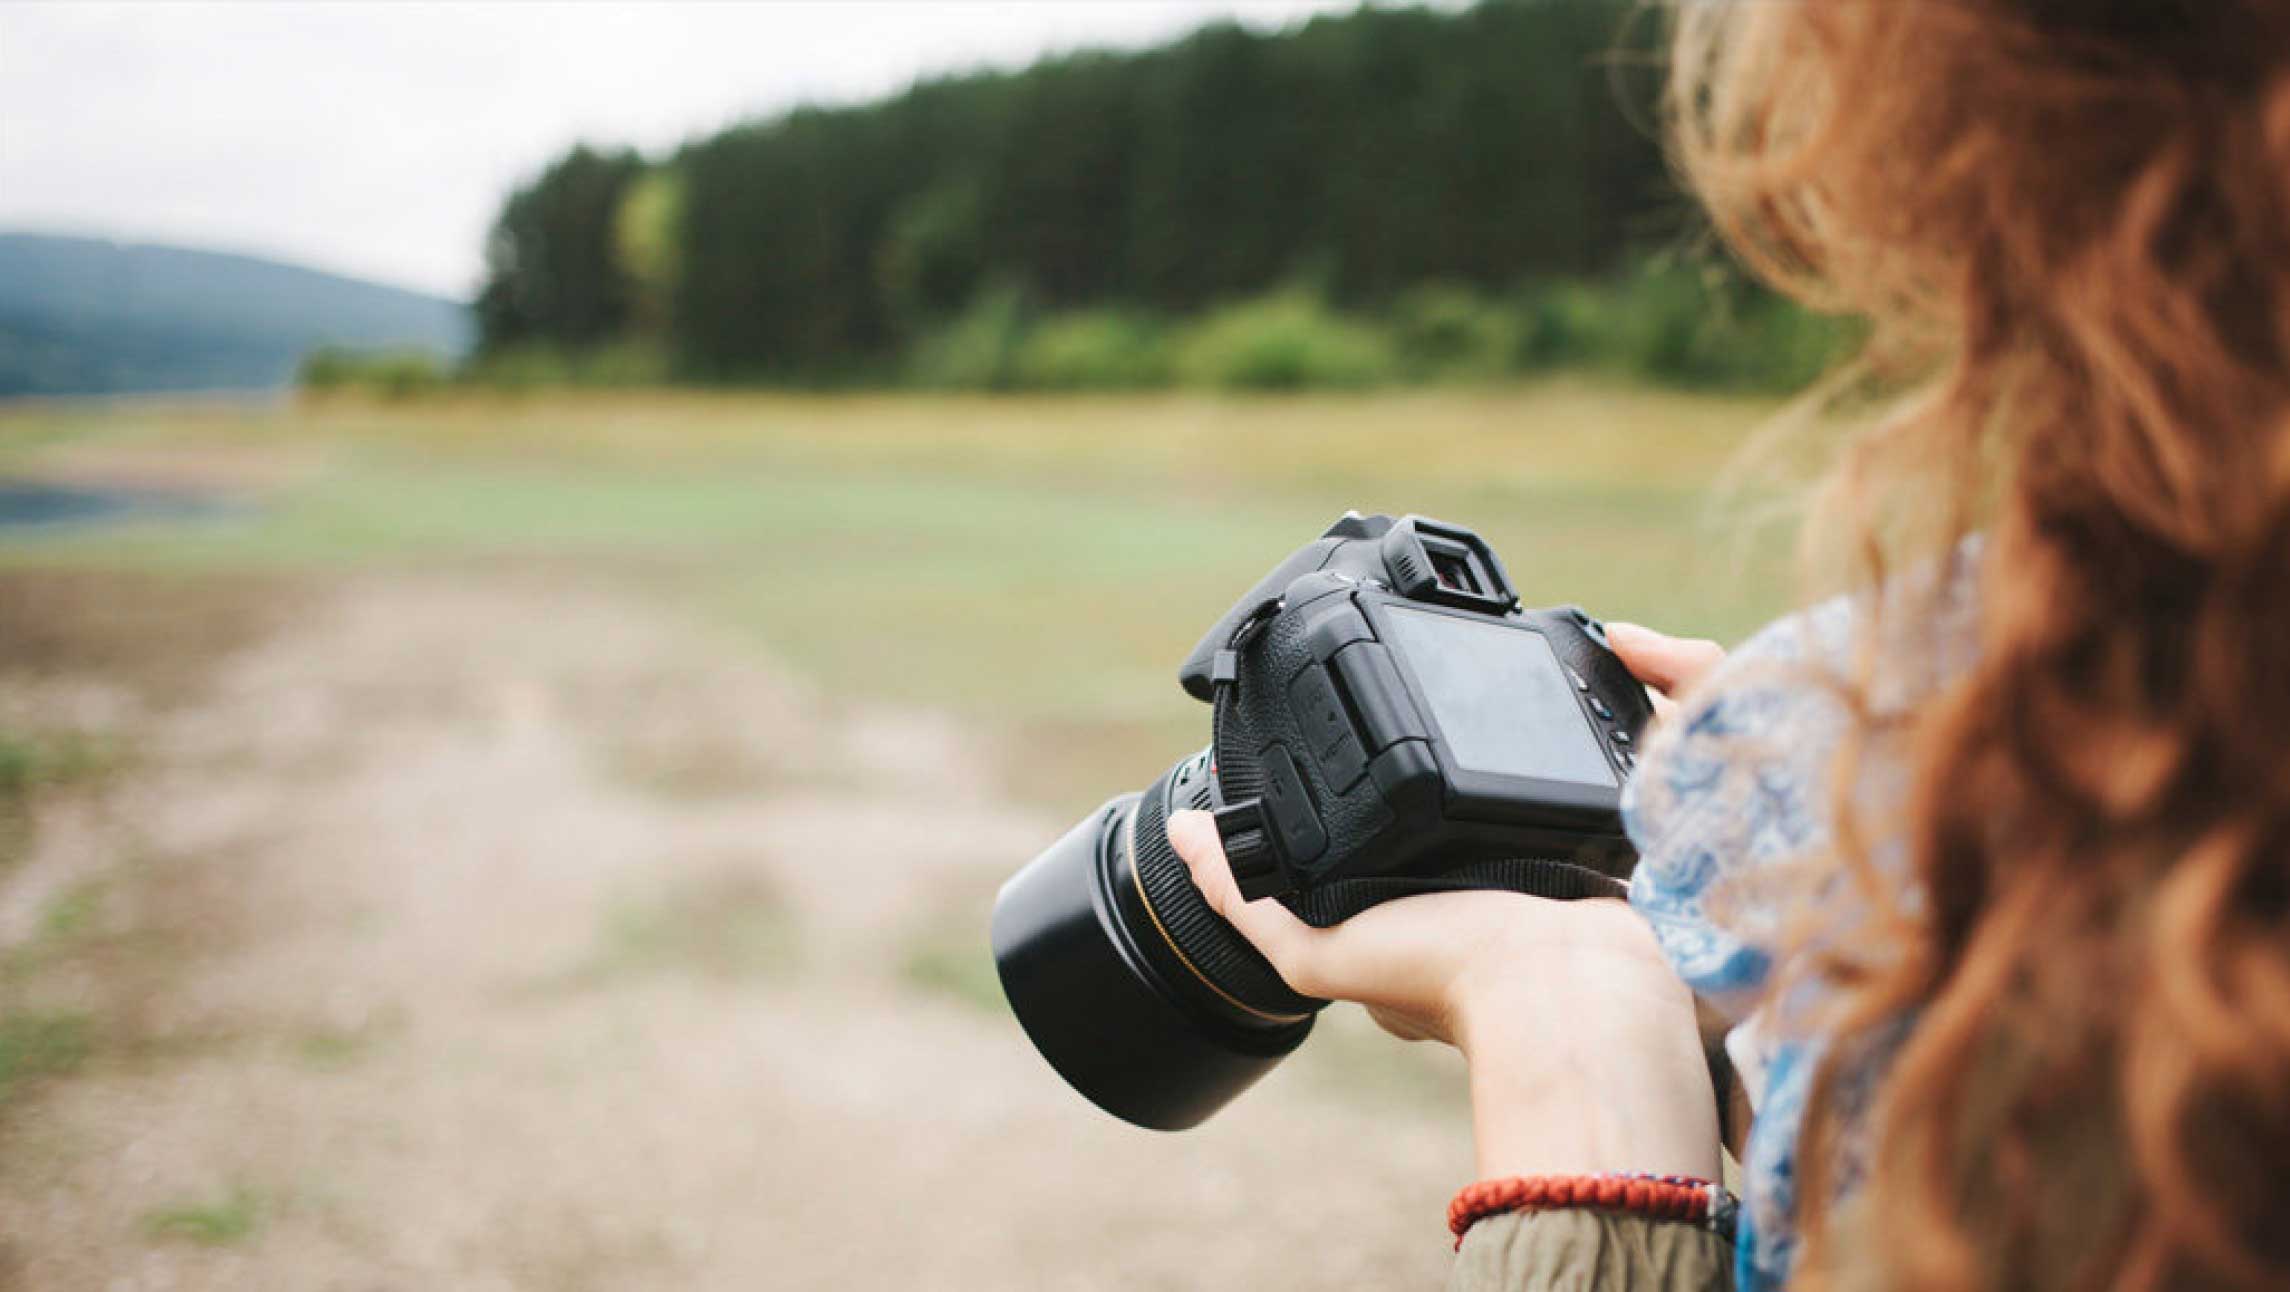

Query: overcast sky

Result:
[0,1,1374,300]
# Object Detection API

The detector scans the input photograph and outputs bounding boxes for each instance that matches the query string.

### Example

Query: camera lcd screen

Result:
[1382,606,1617,789]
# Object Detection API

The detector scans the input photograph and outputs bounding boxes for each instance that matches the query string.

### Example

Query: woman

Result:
[1170,3,2290,1288]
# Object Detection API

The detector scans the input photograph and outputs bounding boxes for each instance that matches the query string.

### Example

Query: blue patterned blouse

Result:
[1620,554,1979,1290]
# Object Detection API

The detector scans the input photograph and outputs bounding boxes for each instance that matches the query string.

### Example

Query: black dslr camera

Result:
[991,513,1654,1130]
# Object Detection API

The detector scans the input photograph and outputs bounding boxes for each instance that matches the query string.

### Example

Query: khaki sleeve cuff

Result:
[1449,1209,1734,1292]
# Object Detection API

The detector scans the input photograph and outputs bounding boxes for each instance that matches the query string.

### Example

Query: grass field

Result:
[0,382,1797,814]
[0,383,1804,1287]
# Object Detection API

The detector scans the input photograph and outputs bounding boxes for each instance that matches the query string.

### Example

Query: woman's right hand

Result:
[1166,822,1722,1182]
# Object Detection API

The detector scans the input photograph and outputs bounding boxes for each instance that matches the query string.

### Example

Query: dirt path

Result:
[0,574,1472,1290]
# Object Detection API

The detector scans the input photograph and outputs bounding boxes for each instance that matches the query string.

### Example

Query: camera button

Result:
[1259,745,1328,864]
[1567,607,1611,646]
[1320,732,1369,792]
[1588,696,1614,721]
[1289,665,1354,759]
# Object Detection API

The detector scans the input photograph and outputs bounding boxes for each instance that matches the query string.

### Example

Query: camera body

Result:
[991,511,1656,1130]
[1182,512,1650,914]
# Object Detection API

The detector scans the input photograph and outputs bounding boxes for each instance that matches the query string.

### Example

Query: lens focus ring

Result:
[1127,767,1322,1023]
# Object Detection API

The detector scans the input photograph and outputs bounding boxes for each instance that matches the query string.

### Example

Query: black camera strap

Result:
[1281,857,1627,929]
[1205,594,1283,809]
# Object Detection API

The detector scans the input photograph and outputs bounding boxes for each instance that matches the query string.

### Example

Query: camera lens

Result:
[990,749,1322,1130]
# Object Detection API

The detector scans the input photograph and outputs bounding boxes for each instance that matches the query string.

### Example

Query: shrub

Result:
[295,347,357,391]
[460,341,670,391]
[1171,290,1397,391]
[905,283,1029,390]
[563,339,671,387]
[460,344,570,391]
[1619,263,1858,391]
[1012,310,1171,390]
[1696,289,1859,392]
[1513,280,1608,370]
[0,730,105,800]
[1389,283,1524,382]
[1512,264,1856,393]
[140,1188,259,1246]
[1607,264,1714,385]
[296,347,448,400]
[0,1011,90,1101]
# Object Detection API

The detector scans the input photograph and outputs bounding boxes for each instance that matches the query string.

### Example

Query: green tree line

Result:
[459,0,1846,394]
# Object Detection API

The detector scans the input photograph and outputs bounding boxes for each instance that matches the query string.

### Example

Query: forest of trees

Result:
[462,0,1843,394]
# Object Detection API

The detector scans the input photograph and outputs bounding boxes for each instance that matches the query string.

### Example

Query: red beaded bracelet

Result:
[1447,1173,1739,1249]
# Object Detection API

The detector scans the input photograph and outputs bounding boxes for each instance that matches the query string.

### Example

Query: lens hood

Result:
[990,794,1313,1130]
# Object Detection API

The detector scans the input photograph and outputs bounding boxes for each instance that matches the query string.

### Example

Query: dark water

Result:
[0,481,227,532]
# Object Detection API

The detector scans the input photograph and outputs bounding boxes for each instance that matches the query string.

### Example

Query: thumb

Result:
[1165,809,1321,989]
[1604,622,1726,698]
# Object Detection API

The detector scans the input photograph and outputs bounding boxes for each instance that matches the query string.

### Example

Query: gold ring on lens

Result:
[1123,809,1311,1026]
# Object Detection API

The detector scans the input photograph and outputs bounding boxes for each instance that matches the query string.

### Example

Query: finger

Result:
[1604,621,1726,698]
[1165,809,1324,989]
[1649,689,1679,724]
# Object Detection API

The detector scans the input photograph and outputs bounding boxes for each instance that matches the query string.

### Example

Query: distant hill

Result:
[0,232,470,397]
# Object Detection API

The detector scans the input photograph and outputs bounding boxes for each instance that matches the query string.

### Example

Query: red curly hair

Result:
[1668,2,2290,1288]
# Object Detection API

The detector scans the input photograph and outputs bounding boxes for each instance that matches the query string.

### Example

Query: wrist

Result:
[1451,955,1720,1180]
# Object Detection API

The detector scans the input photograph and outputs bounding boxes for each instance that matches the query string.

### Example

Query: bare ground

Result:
[0,572,1473,1290]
